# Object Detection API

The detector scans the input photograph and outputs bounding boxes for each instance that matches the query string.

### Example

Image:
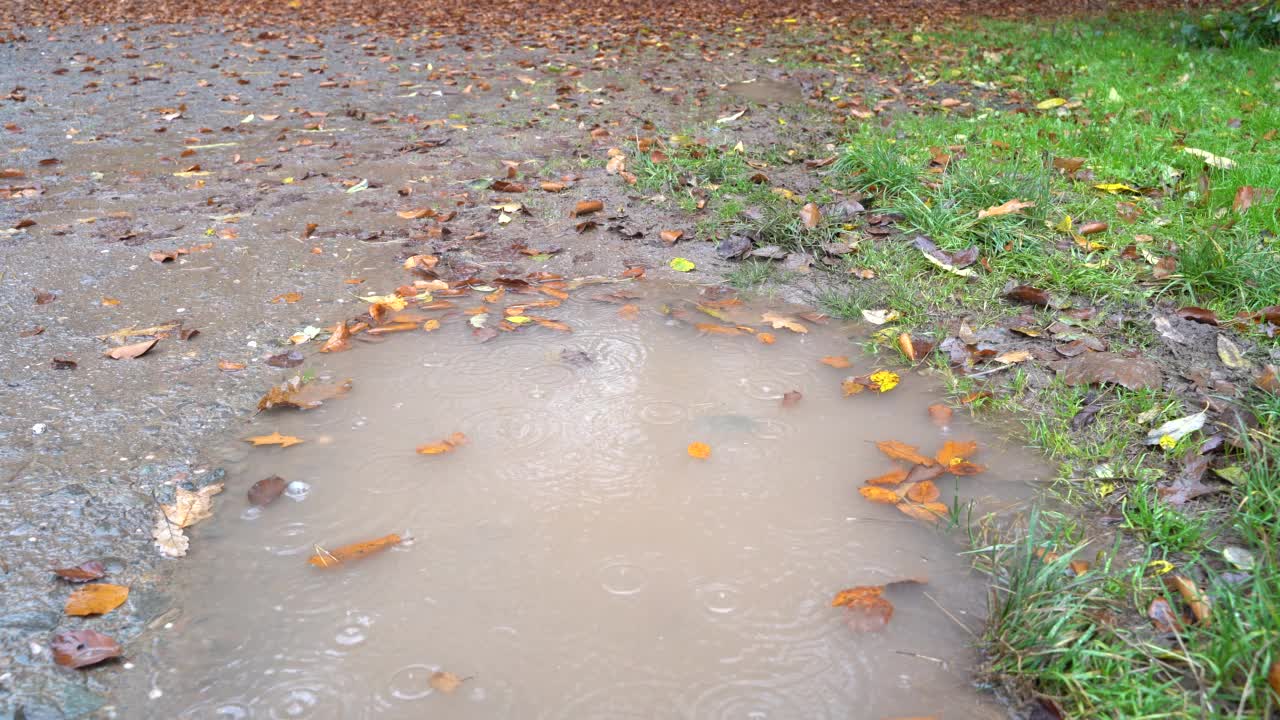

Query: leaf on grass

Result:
[308,533,403,568]
[859,486,901,504]
[52,630,121,669]
[821,356,851,369]
[977,199,1034,219]
[103,339,157,360]
[53,561,106,583]
[430,671,465,694]
[799,202,821,229]
[760,312,807,334]
[1183,147,1235,170]
[861,309,899,325]
[248,475,288,506]
[688,441,712,459]
[1148,597,1179,632]
[1094,183,1139,194]
[1164,574,1211,626]
[1005,285,1051,307]
[1144,411,1206,446]
[65,584,129,616]
[876,441,936,466]
[417,432,468,455]
[245,431,304,448]
[257,377,353,411]
[1035,97,1067,110]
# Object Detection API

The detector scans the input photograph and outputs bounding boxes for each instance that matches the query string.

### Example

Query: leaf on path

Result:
[162,483,224,528]
[430,671,466,694]
[669,257,696,272]
[995,350,1032,364]
[571,199,603,217]
[271,291,302,304]
[799,202,821,229]
[978,199,1034,219]
[1217,335,1248,369]
[257,377,353,411]
[218,360,246,371]
[417,432,468,455]
[1158,455,1220,505]
[1145,411,1206,446]
[1164,574,1211,626]
[659,229,683,245]
[103,339,157,360]
[53,561,106,583]
[64,584,129,616]
[152,518,189,558]
[245,431,304,448]
[876,441,935,466]
[687,441,712,459]
[760,312,807,334]
[52,630,122,669]
[308,533,402,568]
[319,321,351,353]
[248,475,288,506]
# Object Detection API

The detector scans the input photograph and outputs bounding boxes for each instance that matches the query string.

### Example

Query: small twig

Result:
[924,591,977,637]
[894,650,944,665]
[964,364,1013,379]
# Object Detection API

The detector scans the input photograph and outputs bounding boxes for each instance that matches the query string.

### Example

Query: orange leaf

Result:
[1165,574,1212,626]
[367,321,420,335]
[927,404,953,426]
[416,432,467,455]
[695,323,742,336]
[423,319,441,331]
[977,198,1034,219]
[687,442,711,459]
[947,460,987,476]
[905,480,940,503]
[271,291,302,304]
[320,321,351,352]
[830,585,893,632]
[865,468,909,486]
[897,501,949,524]
[757,332,776,345]
[876,440,936,466]
[532,317,572,332]
[244,431,304,448]
[620,266,645,279]
[618,304,639,319]
[799,202,821,229]
[858,486,901,504]
[842,377,866,396]
[936,440,978,465]
[897,332,917,361]
[64,583,129,616]
[571,199,604,217]
[821,356,851,368]
[218,359,245,371]
[659,229,683,245]
[308,533,402,568]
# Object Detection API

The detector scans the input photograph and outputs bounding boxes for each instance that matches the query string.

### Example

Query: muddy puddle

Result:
[119,283,1044,719]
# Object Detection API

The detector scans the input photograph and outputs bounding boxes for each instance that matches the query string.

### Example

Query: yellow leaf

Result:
[244,431,304,448]
[64,584,129,616]
[669,257,696,272]
[1094,183,1139,194]
[978,198,1035,219]
[1035,97,1067,110]
[161,483,224,529]
[687,441,712,459]
[868,370,899,392]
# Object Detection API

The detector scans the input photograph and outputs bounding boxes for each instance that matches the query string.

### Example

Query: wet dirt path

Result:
[2,19,1027,718]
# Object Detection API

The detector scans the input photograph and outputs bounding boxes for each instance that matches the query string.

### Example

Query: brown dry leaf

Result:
[571,199,604,217]
[53,561,106,583]
[430,671,465,694]
[52,629,122,669]
[978,198,1034,219]
[876,440,936,466]
[821,356,851,369]
[695,323,743,336]
[659,229,683,245]
[799,202,821,229]
[65,583,129,616]
[248,475,287,506]
[1148,597,1180,632]
[781,389,802,407]
[896,501,950,524]
[1268,661,1280,700]
[152,517,189,557]
[760,312,807,334]
[162,483,224,528]
[271,291,302,304]
[1005,285,1051,307]
[995,350,1033,364]
[936,440,978,466]
[540,181,566,192]
[244,431,304,448]
[859,486,901,504]
[905,480,940,504]
[1164,574,1211,626]
[423,318,441,332]
[320,321,351,353]
[928,404,953,426]
[217,359,246,371]
[308,533,402,569]
[33,288,56,305]
[866,468,909,486]
[104,339,158,360]
[688,441,712,459]
[396,207,434,220]
[257,377,353,411]
[417,432,468,455]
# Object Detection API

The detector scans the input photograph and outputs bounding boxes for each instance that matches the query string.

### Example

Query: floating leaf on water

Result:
[271,291,302,304]
[760,312,807,334]
[866,468,909,486]
[859,486,901,504]
[756,332,776,345]
[896,501,950,524]
[430,671,466,694]
[417,432,468,455]
[876,441,936,466]
[905,480,940,504]
[936,440,977,466]
[781,390,802,407]
[245,431,304,448]
[821,356,851,369]
[64,584,129,616]
[248,475,288,506]
[687,442,712,459]
[53,561,106,583]
[320,321,351,353]
[927,404,953,427]
[162,483,224,529]
[52,629,122,669]
[308,533,403,569]
[257,377,353,411]
[830,585,893,631]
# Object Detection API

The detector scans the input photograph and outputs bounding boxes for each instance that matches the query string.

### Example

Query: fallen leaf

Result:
[896,501,950,524]
[308,533,402,568]
[257,377,353,411]
[757,332,776,345]
[64,584,129,616]
[1005,285,1051,307]
[781,389,802,407]
[669,257,696,272]
[217,359,245,372]
[271,291,302,304]
[659,229,684,245]
[861,309,899,325]
[248,475,288,506]
[830,585,893,631]
[859,486,901,504]
[1053,352,1162,391]
[1035,97,1067,110]
[1217,335,1248,369]
[927,404,953,426]
[53,561,106,583]
[103,339,158,360]
[1094,182,1139,194]
[760,312,807,334]
[978,199,1035,219]
[688,441,712,459]
[1164,574,1211,626]
[1183,147,1235,170]
[417,431,468,455]
[866,468,909,486]
[936,440,977,465]
[244,431,304,448]
[319,321,351,353]
[161,483,224,529]
[540,181,566,192]
[571,199,604,217]
[1148,597,1180,632]
[995,350,1033,364]
[1176,307,1219,325]
[821,356,852,369]
[876,441,936,466]
[905,480,940,503]
[152,517,189,557]
[52,630,122,669]
[33,288,57,304]
[1145,411,1206,446]
[799,202,821,228]
[1234,186,1258,213]
[430,671,465,694]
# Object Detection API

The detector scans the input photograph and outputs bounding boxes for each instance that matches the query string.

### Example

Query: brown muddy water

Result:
[117,284,1044,719]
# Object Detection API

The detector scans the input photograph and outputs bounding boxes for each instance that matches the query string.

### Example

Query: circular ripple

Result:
[736,374,797,401]
[561,333,648,383]
[386,663,437,701]
[543,682,684,720]
[696,582,741,614]
[460,406,563,450]
[600,562,649,596]
[638,400,686,425]
[178,701,251,719]
[266,684,325,719]
[264,522,312,556]
[749,417,793,441]
[686,682,831,720]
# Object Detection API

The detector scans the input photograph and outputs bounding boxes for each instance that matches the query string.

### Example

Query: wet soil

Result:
[0,15,1031,719]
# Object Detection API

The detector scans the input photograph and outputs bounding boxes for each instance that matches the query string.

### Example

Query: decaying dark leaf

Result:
[53,561,106,583]
[1004,285,1051,307]
[52,629,122,669]
[1147,597,1180,632]
[248,475,288,506]
[1176,307,1218,325]
[1053,352,1162,391]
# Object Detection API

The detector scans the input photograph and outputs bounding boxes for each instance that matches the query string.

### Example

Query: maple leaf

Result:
[244,431,304,448]
[760,312,807,333]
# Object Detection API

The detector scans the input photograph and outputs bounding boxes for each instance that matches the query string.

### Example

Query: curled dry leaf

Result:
[248,475,288,506]
[257,377,353,411]
[64,583,129,616]
[104,339,158,360]
[53,561,106,583]
[320,321,351,353]
[52,629,122,669]
[687,441,712,459]
[417,432,468,455]
[1176,307,1219,325]
[659,229,683,245]
[977,199,1034,219]
[1148,597,1180,632]
[308,533,402,568]
[799,202,821,229]
[244,431,304,448]
[1164,574,1211,626]
[218,359,246,371]
[571,199,604,217]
